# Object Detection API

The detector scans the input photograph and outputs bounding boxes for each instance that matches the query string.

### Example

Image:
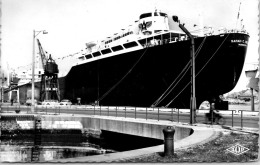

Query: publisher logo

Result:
[226,144,250,155]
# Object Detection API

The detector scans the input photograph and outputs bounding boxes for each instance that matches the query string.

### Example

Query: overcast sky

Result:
[1,0,259,92]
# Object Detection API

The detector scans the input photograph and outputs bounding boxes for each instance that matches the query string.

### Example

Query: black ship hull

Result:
[58,33,249,108]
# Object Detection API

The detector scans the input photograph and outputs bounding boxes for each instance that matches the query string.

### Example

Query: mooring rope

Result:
[96,46,150,103]
[152,36,207,107]
[165,34,230,108]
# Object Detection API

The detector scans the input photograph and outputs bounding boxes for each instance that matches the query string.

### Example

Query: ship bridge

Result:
[85,10,172,53]
[138,10,170,35]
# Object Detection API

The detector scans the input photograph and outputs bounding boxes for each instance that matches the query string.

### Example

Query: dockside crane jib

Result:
[37,39,60,102]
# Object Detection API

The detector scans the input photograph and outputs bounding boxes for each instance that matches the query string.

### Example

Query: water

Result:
[0,131,114,162]
[0,127,163,162]
[0,145,104,162]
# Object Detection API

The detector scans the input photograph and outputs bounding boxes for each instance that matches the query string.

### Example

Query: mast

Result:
[235,2,242,29]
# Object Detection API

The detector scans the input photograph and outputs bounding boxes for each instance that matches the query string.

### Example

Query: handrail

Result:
[1,104,258,129]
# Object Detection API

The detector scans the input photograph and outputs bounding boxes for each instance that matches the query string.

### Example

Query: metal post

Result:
[146,107,147,120]
[100,106,101,116]
[108,106,109,116]
[1,83,3,104]
[46,106,47,115]
[239,110,243,128]
[94,106,95,115]
[178,23,196,124]
[231,110,234,127]
[177,109,179,122]
[171,108,173,122]
[31,30,35,113]
[116,106,117,117]
[1,74,4,104]
[135,107,136,119]
[251,88,255,111]
[158,108,160,121]
[190,33,196,125]
[125,107,126,118]
[31,30,47,113]
[211,109,213,125]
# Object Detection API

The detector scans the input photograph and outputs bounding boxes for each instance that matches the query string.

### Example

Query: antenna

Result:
[235,2,241,29]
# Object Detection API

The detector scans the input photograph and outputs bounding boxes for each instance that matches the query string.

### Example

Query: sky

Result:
[1,0,259,92]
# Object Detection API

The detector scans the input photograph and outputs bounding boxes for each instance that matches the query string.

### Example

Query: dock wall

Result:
[1,115,192,140]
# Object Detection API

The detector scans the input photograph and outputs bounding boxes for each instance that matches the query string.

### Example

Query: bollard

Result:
[163,126,175,156]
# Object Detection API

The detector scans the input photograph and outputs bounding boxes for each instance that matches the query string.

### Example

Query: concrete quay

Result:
[51,120,220,163]
[1,112,192,140]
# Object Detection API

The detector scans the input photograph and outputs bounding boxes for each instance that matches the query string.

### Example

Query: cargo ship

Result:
[12,10,250,108]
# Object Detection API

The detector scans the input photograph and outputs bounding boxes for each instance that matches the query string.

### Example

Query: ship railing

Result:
[216,28,249,35]
[1,104,258,129]
[78,31,193,62]
[138,32,192,48]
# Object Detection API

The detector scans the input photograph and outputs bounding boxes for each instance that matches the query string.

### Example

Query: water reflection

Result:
[1,118,163,162]
[0,132,115,162]
[0,145,106,162]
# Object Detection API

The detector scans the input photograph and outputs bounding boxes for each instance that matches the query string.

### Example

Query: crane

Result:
[37,39,47,68]
[37,39,60,101]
